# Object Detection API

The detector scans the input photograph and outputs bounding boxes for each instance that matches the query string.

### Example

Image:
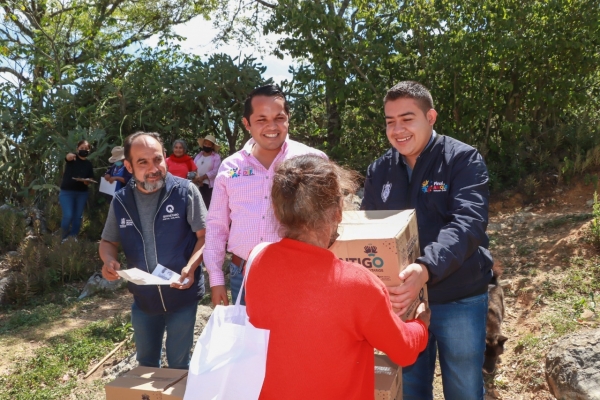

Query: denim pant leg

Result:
[436,292,488,400]
[131,302,165,368]
[70,191,89,236]
[403,292,488,400]
[59,190,75,238]
[402,333,438,400]
[165,302,198,369]
[229,261,246,306]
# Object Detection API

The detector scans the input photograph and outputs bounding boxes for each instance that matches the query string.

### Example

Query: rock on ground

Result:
[545,328,600,400]
[78,272,127,300]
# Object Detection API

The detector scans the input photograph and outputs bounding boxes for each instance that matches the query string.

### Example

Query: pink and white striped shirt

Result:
[204,137,327,287]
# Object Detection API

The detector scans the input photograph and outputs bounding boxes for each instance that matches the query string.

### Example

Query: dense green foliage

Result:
[263,0,600,189]
[1,0,599,204]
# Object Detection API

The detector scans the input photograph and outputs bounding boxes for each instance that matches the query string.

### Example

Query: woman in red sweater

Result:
[245,155,430,400]
[165,139,197,179]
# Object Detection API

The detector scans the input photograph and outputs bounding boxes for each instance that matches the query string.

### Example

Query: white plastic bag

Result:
[184,243,271,400]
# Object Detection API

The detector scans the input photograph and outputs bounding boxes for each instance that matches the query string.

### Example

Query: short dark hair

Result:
[271,155,359,241]
[124,131,164,161]
[384,81,434,114]
[76,140,90,149]
[243,84,290,123]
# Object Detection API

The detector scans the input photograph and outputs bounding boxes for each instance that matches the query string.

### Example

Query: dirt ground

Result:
[1,175,599,399]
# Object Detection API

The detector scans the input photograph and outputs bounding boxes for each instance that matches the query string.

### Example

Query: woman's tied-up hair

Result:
[271,155,360,241]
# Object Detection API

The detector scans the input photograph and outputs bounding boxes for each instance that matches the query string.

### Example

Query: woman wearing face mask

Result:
[193,135,222,210]
[165,139,197,179]
[103,146,132,193]
[59,140,95,241]
[245,155,430,399]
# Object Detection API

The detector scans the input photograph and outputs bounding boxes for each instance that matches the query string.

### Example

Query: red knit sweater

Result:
[246,238,428,400]
[166,155,197,179]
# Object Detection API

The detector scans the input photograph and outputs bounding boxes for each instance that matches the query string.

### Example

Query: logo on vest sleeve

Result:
[163,204,181,221]
[119,218,134,228]
[381,182,392,202]
[421,180,448,193]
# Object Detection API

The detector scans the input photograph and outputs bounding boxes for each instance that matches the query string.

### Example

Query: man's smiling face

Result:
[243,95,289,152]
[384,97,437,168]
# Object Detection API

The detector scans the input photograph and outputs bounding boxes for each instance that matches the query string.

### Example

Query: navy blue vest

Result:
[112,173,204,315]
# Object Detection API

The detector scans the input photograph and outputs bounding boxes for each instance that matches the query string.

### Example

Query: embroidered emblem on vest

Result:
[163,204,181,221]
[381,182,392,202]
[242,166,255,176]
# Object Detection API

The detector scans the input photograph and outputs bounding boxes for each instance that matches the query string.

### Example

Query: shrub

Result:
[2,235,101,304]
[589,192,600,249]
[0,208,26,252]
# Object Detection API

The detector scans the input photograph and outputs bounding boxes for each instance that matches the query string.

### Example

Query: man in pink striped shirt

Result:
[204,85,327,306]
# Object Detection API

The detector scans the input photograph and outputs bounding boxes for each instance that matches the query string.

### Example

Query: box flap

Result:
[105,367,188,397]
[337,210,415,240]
[124,366,188,381]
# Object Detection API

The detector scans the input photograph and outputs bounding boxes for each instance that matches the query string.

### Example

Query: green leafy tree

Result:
[0,0,217,202]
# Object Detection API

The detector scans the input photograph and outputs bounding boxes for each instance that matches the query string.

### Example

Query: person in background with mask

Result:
[103,146,132,194]
[193,135,222,210]
[165,139,197,179]
[59,139,95,241]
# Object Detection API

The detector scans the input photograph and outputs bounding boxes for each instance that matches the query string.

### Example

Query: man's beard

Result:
[136,170,166,192]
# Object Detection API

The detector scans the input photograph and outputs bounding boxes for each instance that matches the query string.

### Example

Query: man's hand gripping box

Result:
[329,210,427,320]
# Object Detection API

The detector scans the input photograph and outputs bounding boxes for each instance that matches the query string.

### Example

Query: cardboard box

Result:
[105,367,187,400]
[375,354,402,400]
[330,210,427,320]
[162,376,187,400]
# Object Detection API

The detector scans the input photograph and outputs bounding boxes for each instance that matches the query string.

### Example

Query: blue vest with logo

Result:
[112,173,204,315]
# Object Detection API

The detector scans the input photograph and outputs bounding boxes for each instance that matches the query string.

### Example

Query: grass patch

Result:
[542,307,580,336]
[564,256,600,294]
[0,285,126,335]
[516,244,534,256]
[0,315,132,400]
[514,333,542,352]
[534,213,592,230]
[0,304,63,335]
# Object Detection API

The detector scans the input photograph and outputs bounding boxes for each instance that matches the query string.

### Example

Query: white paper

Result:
[152,264,189,285]
[99,177,117,195]
[117,265,189,285]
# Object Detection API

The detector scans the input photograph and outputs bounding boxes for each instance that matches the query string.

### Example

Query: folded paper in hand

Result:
[117,264,189,285]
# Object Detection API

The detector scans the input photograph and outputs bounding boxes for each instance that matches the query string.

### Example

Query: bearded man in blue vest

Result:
[100,131,207,369]
[362,81,494,399]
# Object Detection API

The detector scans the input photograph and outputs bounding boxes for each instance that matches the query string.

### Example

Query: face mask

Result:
[203,146,213,153]
[78,150,89,157]
[114,161,123,167]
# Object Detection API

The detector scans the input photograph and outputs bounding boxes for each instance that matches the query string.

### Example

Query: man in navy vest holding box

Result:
[362,81,494,400]
[100,131,207,369]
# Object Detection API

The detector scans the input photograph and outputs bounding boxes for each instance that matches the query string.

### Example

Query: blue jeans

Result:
[403,291,488,400]
[131,301,198,369]
[230,260,246,306]
[59,190,89,239]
